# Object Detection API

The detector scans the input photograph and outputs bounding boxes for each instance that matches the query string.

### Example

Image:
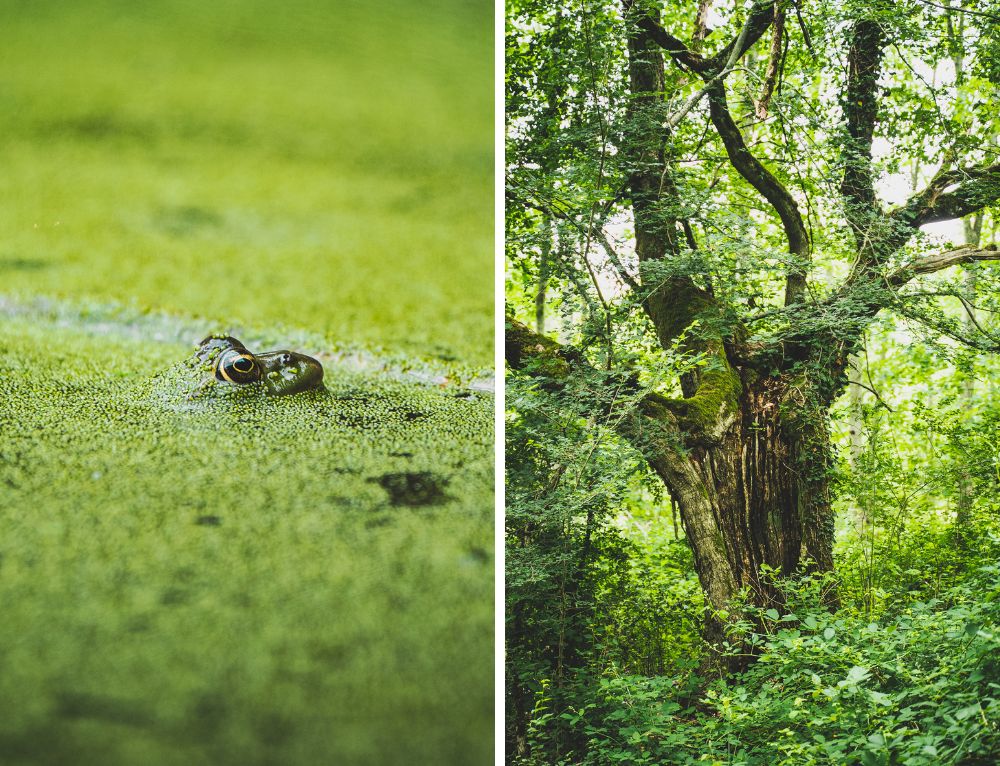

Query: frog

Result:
[195,335,324,396]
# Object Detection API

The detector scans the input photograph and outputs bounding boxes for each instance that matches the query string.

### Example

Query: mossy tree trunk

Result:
[508,316,837,633]
[662,375,835,628]
[615,2,837,626]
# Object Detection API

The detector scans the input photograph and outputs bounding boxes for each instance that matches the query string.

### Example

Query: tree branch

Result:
[624,0,777,76]
[706,0,780,74]
[662,4,765,131]
[505,315,740,445]
[507,188,641,292]
[888,245,1000,287]
[889,162,1000,236]
[705,81,810,305]
[622,0,710,73]
[505,315,684,438]
[754,3,785,119]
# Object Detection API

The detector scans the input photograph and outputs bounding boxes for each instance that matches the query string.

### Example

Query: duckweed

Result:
[0,0,493,760]
[0,315,494,765]
[0,0,492,366]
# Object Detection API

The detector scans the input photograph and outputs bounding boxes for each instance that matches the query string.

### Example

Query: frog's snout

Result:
[256,349,325,396]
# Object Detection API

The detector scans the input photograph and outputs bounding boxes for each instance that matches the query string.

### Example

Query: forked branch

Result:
[624,0,778,76]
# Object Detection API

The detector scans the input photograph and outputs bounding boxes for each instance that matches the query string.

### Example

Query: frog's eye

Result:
[232,356,254,374]
[215,350,260,384]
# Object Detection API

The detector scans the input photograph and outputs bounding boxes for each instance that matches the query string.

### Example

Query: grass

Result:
[0,1,494,763]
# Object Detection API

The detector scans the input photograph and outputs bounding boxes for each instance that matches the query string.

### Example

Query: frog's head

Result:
[195,335,324,396]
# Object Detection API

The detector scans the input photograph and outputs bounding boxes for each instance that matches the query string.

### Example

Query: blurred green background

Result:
[0,0,493,366]
[0,1,494,764]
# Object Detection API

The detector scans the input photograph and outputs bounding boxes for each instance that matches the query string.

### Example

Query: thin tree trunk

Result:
[846,353,869,528]
[535,218,552,334]
[956,212,982,532]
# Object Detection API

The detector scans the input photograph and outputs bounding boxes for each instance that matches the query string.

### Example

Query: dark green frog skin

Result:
[195,335,324,396]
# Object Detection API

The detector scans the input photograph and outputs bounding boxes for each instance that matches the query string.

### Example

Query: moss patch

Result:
[0,315,493,765]
[678,356,743,433]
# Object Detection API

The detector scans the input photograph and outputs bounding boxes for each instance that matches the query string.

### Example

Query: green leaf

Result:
[843,666,870,686]
[765,608,780,621]
[868,691,892,706]
[824,627,836,640]
[956,704,980,720]
[660,701,681,715]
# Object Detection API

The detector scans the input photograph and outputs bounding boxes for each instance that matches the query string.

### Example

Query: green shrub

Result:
[535,565,1000,766]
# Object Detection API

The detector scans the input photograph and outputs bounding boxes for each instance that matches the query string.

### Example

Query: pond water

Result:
[0,0,493,761]
[0,309,494,765]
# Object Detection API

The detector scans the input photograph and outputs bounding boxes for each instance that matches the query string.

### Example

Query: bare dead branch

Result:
[888,245,1000,287]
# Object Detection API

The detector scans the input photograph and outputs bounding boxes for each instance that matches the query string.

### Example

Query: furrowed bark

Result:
[506,315,837,647]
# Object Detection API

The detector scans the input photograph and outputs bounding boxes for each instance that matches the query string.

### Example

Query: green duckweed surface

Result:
[0,314,494,765]
[0,2,493,762]
[0,0,493,366]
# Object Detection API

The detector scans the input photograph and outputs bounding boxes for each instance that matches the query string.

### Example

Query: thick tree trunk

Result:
[617,4,835,638]
[643,370,835,642]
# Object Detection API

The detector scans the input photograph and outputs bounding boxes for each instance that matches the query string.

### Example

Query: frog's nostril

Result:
[281,353,293,365]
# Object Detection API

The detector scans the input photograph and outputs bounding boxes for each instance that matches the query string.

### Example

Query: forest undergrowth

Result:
[507,357,1000,766]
